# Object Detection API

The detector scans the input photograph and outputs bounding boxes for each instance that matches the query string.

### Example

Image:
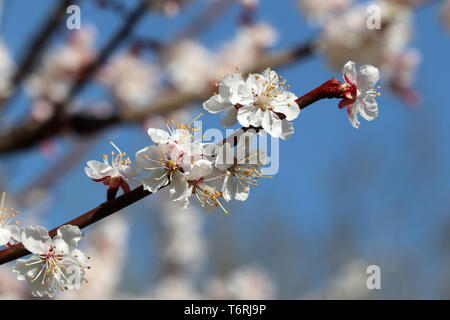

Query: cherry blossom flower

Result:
[180,159,227,213]
[136,144,188,200]
[85,142,140,197]
[339,61,381,128]
[215,132,267,201]
[13,225,88,298]
[0,192,20,247]
[203,69,300,139]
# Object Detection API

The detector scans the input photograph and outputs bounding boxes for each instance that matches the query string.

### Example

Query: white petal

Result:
[21,225,51,255]
[261,111,282,138]
[203,94,230,114]
[235,179,250,201]
[220,106,238,127]
[280,119,295,140]
[85,160,113,179]
[135,145,164,169]
[141,169,169,193]
[188,159,213,181]
[219,73,244,100]
[272,99,300,121]
[169,171,188,201]
[14,256,43,282]
[349,105,360,129]
[358,94,378,121]
[118,165,141,180]
[147,128,170,144]
[222,175,236,202]
[343,60,357,84]
[356,64,380,92]
[6,225,21,242]
[52,225,82,254]
[0,227,11,246]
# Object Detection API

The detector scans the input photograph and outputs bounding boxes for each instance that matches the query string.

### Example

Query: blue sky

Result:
[1,0,450,297]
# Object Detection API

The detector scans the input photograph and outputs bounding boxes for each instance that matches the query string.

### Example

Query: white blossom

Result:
[339,61,381,128]
[85,142,140,193]
[13,225,88,298]
[215,132,267,202]
[203,69,300,139]
[180,159,227,213]
[0,192,20,247]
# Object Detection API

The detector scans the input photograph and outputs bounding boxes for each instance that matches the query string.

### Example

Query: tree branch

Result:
[0,75,348,265]
[0,41,315,154]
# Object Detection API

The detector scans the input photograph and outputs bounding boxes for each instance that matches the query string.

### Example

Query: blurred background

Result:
[0,0,449,299]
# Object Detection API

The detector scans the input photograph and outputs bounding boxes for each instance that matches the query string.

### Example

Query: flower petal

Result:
[141,169,169,193]
[261,111,282,138]
[85,160,113,179]
[147,128,170,144]
[52,225,83,254]
[135,145,165,169]
[169,171,188,201]
[343,60,357,84]
[356,64,380,92]
[220,106,238,127]
[0,227,11,246]
[188,159,213,181]
[203,94,231,114]
[358,94,378,121]
[20,225,51,255]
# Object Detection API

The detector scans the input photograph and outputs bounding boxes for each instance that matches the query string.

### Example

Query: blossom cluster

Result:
[86,64,381,211]
[1,62,381,298]
[0,192,88,298]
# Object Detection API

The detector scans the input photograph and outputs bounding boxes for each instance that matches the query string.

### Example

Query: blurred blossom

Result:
[25,26,97,104]
[0,38,15,98]
[297,0,354,25]
[164,39,217,94]
[217,23,277,74]
[98,52,160,110]
[307,260,372,299]
[0,266,28,299]
[206,266,276,299]
[150,0,192,17]
[319,1,412,69]
[59,214,130,299]
[148,275,203,299]
[442,0,450,31]
[382,48,421,104]
[159,200,205,274]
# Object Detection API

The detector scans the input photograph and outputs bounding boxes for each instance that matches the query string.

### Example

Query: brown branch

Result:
[0,41,315,154]
[0,0,78,112]
[0,75,348,265]
[0,185,152,264]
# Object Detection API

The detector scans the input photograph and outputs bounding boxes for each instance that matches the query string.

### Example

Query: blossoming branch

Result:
[0,61,381,297]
